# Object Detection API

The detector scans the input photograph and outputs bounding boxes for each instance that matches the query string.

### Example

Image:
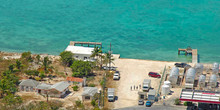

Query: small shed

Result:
[148,90,156,102]
[82,87,98,101]
[66,77,86,87]
[19,79,39,92]
[138,91,147,100]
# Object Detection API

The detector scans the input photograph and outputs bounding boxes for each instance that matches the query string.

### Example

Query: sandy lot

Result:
[112,58,176,109]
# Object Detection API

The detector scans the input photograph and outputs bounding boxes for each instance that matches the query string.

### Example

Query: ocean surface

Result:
[0,0,220,63]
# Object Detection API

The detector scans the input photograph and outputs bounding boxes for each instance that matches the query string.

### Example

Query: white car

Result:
[113,72,120,80]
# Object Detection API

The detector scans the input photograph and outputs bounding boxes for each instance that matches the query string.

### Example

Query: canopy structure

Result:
[179,89,220,104]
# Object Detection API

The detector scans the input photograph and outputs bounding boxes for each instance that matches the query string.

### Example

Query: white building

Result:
[65,45,95,61]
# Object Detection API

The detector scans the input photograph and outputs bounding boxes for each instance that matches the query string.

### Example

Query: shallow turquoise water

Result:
[0,0,220,63]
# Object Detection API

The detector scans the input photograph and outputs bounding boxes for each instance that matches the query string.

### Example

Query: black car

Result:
[175,63,187,68]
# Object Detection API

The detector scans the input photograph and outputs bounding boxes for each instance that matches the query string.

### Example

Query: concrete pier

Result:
[178,47,198,63]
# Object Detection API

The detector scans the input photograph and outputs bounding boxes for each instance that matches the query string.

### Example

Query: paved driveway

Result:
[115,105,186,110]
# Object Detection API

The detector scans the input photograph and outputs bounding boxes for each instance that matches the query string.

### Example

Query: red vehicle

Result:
[148,72,161,78]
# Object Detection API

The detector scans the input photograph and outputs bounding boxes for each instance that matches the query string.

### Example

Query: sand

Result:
[111,58,177,109]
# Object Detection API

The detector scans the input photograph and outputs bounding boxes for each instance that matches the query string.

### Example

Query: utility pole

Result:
[109,43,112,71]
[102,73,106,107]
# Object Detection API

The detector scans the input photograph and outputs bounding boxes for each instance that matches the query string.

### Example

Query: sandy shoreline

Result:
[0,51,179,63]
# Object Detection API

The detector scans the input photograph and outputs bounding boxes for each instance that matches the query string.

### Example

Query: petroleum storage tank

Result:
[168,67,179,85]
[164,81,171,89]
[198,75,206,87]
[195,63,203,75]
[212,63,219,74]
[185,68,196,84]
[210,74,217,88]
[162,85,170,95]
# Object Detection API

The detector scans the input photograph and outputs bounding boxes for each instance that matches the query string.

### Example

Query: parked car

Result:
[175,63,187,68]
[103,66,117,71]
[145,101,152,107]
[115,71,120,75]
[138,99,144,105]
[113,72,120,80]
[148,72,161,78]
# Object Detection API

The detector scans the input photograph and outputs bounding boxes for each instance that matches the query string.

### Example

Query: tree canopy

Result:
[15,60,22,70]
[59,51,74,67]
[42,57,52,73]
[0,71,19,97]
[91,47,102,58]
[71,60,92,77]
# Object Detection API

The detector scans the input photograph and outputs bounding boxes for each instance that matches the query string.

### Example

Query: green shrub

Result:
[100,80,104,86]
[39,73,46,79]
[57,72,66,77]
[91,99,96,107]
[72,85,79,91]
[21,51,33,62]
[89,83,96,87]
[184,101,192,106]
[35,77,41,81]
[75,100,84,108]
[93,107,101,110]
[48,100,63,110]
[174,98,180,105]
[25,70,39,76]
[71,60,92,77]
[72,72,81,77]
[87,76,95,81]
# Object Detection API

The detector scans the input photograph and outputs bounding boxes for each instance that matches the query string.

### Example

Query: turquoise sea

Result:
[0,0,220,63]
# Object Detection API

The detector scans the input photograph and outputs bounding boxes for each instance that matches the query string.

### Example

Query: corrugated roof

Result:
[50,81,70,92]
[82,87,98,96]
[180,89,220,103]
[36,83,52,90]
[66,77,84,83]
[65,46,94,55]
[19,79,39,87]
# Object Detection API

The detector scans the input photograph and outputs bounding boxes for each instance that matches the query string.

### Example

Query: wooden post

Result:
[178,50,180,55]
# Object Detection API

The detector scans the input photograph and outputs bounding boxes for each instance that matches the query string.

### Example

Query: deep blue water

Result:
[0,0,220,63]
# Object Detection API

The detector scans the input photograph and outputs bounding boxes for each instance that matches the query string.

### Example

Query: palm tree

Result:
[103,52,114,67]
[91,47,102,58]
[15,60,22,71]
[36,55,41,64]
[91,47,103,67]
[42,57,52,73]
[8,64,14,72]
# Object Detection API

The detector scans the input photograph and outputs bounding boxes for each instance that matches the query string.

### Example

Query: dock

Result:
[192,49,198,63]
[178,47,198,63]
[70,41,102,47]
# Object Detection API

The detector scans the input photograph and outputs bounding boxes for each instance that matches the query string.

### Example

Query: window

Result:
[108,96,114,98]
[75,56,78,58]
[84,57,87,60]
[85,96,90,100]
[26,86,29,91]
[30,87,33,91]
